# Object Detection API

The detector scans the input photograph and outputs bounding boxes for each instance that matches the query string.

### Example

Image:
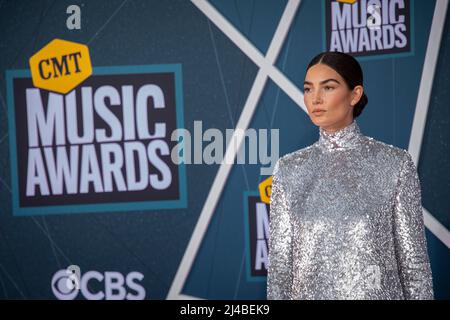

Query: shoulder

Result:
[359,136,419,186]
[273,144,315,177]
[359,136,421,194]
[361,135,412,165]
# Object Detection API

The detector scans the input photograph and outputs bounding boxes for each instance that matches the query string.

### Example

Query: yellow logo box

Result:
[336,0,357,4]
[258,176,272,204]
[29,39,92,94]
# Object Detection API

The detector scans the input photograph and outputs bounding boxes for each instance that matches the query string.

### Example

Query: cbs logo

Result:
[51,265,145,300]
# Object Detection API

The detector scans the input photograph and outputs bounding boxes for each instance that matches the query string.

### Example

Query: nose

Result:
[312,91,323,105]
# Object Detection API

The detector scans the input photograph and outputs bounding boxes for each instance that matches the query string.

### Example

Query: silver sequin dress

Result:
[267,120,434,300]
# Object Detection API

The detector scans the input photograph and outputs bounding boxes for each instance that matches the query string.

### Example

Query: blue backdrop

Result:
[0,0,448,299]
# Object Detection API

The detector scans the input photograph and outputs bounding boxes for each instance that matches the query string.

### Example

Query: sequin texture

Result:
[267,120,434,300]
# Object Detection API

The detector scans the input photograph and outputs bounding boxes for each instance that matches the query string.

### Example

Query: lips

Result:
[312,109,326,114]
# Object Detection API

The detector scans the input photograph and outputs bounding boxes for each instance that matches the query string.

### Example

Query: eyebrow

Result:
[304,79,341,86]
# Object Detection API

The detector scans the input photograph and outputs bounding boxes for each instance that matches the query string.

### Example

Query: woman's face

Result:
[303,63,363,133]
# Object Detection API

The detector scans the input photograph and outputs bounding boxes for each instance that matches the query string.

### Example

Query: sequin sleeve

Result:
[267,159,293,300]
[393,151,434,300]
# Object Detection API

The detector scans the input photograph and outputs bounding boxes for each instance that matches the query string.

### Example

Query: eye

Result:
[304,87,311,93]
[324,86,334,91]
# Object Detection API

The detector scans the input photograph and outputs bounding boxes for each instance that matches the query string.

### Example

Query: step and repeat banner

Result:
[0,0,449,299]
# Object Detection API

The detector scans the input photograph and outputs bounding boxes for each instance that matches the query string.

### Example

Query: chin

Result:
[309,116,328,127]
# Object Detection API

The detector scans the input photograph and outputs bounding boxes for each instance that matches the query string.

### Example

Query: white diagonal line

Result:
[423,208,450,249]
[409,0,449,163]
[407,0,450,249]
[207,19,251,190]
[0,133,8,144]
[87,0,129,45]
[190,0,307,113]
[178,293,203,300]
[167,0,301,299]
[0,264,26,299]
[264,0,299,62]
[190,0,268,70]
[271,32,294,127]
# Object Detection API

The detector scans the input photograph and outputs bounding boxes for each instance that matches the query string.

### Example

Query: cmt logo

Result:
[29,39,92,94]
[51,266,146,300]
[6,64,186,216]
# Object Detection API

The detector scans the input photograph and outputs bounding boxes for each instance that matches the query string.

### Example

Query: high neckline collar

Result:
[316,120,363,152]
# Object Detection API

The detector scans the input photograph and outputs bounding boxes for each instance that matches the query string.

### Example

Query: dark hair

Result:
[306,51,368,118]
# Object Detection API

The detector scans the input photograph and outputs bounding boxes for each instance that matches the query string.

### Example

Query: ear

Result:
[350,85,364,106]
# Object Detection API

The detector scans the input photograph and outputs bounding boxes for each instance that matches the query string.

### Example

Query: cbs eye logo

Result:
[51,265,81,300]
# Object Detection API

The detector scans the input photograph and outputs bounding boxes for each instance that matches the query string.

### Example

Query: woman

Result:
[267,51,434,300]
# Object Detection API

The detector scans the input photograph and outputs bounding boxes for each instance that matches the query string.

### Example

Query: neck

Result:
[320,118,354,134]
[317,120,363,152]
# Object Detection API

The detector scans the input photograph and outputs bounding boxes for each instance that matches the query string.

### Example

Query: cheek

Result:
[325,91,350,109]
[326,90,346,102]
